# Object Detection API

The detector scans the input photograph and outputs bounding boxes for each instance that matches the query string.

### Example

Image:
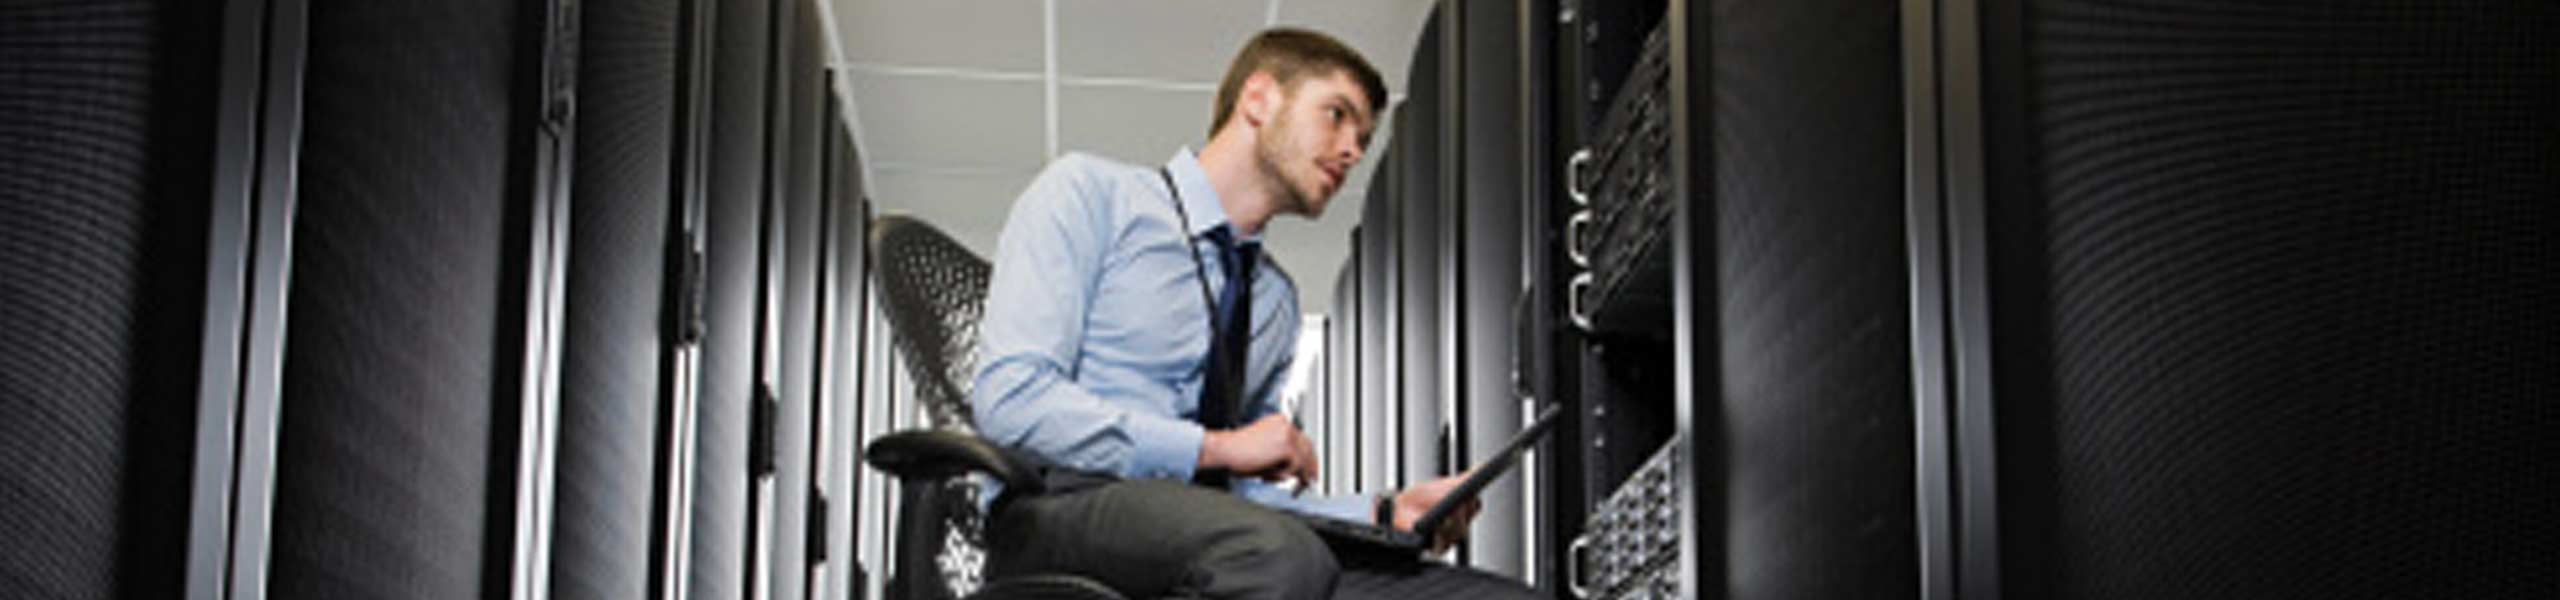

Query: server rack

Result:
[814,85,871,600]
[760,3,829,597]
[1446,0,1531,575]
[689,0,776,596]
[1397,24,1449,501]
[1935,2,2560,599]
[1525,2,2560,600]
[553,0,684,595]
[651,0,718,597]
[1357,159,1399,496]
[1328,234,1362,497]
[1295,314,1333,495]
[0,2,268,598]
[1534,2,1684,598]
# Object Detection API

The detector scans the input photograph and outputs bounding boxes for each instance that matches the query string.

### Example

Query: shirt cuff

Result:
[1124,412,1205,481]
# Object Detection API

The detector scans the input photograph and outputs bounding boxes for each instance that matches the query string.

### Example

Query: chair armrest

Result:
[863,429,1046,495]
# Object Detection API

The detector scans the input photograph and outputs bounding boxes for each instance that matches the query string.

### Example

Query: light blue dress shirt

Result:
[971,148,1372,523]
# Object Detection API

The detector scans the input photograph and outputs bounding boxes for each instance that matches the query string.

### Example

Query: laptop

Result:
[1296,404,1564,553]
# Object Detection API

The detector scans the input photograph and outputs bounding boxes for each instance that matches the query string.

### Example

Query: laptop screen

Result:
[1413,404,1566,535]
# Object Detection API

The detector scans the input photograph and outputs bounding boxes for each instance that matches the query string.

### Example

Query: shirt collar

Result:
[1165,147,1262,244]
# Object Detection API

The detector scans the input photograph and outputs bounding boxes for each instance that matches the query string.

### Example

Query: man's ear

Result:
[1239,72,1281,129]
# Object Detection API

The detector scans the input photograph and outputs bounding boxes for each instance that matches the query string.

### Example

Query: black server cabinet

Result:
[1397,13,1448,489]
[267,0,583,597]
[1445,0,1530,574]
[817,90,872,600]
[690,0,775,596]
[1,1,227,597]
[1701,0,1918,597]
[551,0,683,595]
[1533,2,2559,600]
[1922,1,2560,598]
[1329,248,1360,496]
[1358,155,1399,494]
[1542,1,1684,597]
[760,2,829,598]
[1548,0,1921,598]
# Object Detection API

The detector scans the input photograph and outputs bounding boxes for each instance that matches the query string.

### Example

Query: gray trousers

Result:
[985,479,1544,600]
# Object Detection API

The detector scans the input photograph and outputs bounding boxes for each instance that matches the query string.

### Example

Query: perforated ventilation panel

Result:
[551,0,680,595]
[688,0,773,596]
[1989,2,2560,598]
[1706,0,1917,597]
[764,9,830,598]
[0,1,215,597]
[269,0,524,596]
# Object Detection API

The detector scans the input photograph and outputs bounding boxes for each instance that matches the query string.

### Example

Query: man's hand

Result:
[1390,472,1482,553]
[1198,413,1320,488]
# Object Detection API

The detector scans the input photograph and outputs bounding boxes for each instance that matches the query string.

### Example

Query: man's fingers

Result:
[1295,434,1319,490]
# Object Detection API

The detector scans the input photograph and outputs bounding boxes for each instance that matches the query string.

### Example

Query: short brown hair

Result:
[1209,28,1389,138]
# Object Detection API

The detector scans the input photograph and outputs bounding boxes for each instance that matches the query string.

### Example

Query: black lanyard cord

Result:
[1160,168,1222,329]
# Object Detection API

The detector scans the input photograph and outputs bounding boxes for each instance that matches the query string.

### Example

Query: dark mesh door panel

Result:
[1989,2,2560,598]
[687,0,771,595]
[765,7,828,598]
[551,0,679,596]
[1397,17,1445,484]
[1706,0,1916,597]
[1358,152,1396,493]
[269,1,524,597]
[0,1,215,597]
[823,128,866,600]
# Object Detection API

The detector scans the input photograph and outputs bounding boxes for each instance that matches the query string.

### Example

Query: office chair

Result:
[864,216,1127,600]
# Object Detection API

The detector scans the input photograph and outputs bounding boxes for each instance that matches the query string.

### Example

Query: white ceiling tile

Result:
[868,169,1041,256]
[1274,0,1439,94]
[830,0,1436,315]
[1057,0,1267,83]
[848,70,1047,169]
[835,0,1045,71]
[1055,83,1392,197]
[1056,85,1213,166]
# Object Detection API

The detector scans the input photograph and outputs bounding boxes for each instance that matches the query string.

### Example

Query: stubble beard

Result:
[1255,109,1318,218]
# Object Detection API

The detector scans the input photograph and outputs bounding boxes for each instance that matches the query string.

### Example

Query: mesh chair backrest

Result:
[869,215,991,431]
[868,215,996,599]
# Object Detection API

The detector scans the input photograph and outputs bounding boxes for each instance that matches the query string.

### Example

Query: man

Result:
[971,28,1541,600]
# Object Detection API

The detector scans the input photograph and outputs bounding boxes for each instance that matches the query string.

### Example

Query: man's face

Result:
[1253,70,1376,219]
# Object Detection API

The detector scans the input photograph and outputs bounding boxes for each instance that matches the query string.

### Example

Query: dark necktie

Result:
[1194,225,1257,488]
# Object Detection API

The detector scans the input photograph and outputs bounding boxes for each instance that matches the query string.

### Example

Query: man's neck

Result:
[1194,133,1278,237]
